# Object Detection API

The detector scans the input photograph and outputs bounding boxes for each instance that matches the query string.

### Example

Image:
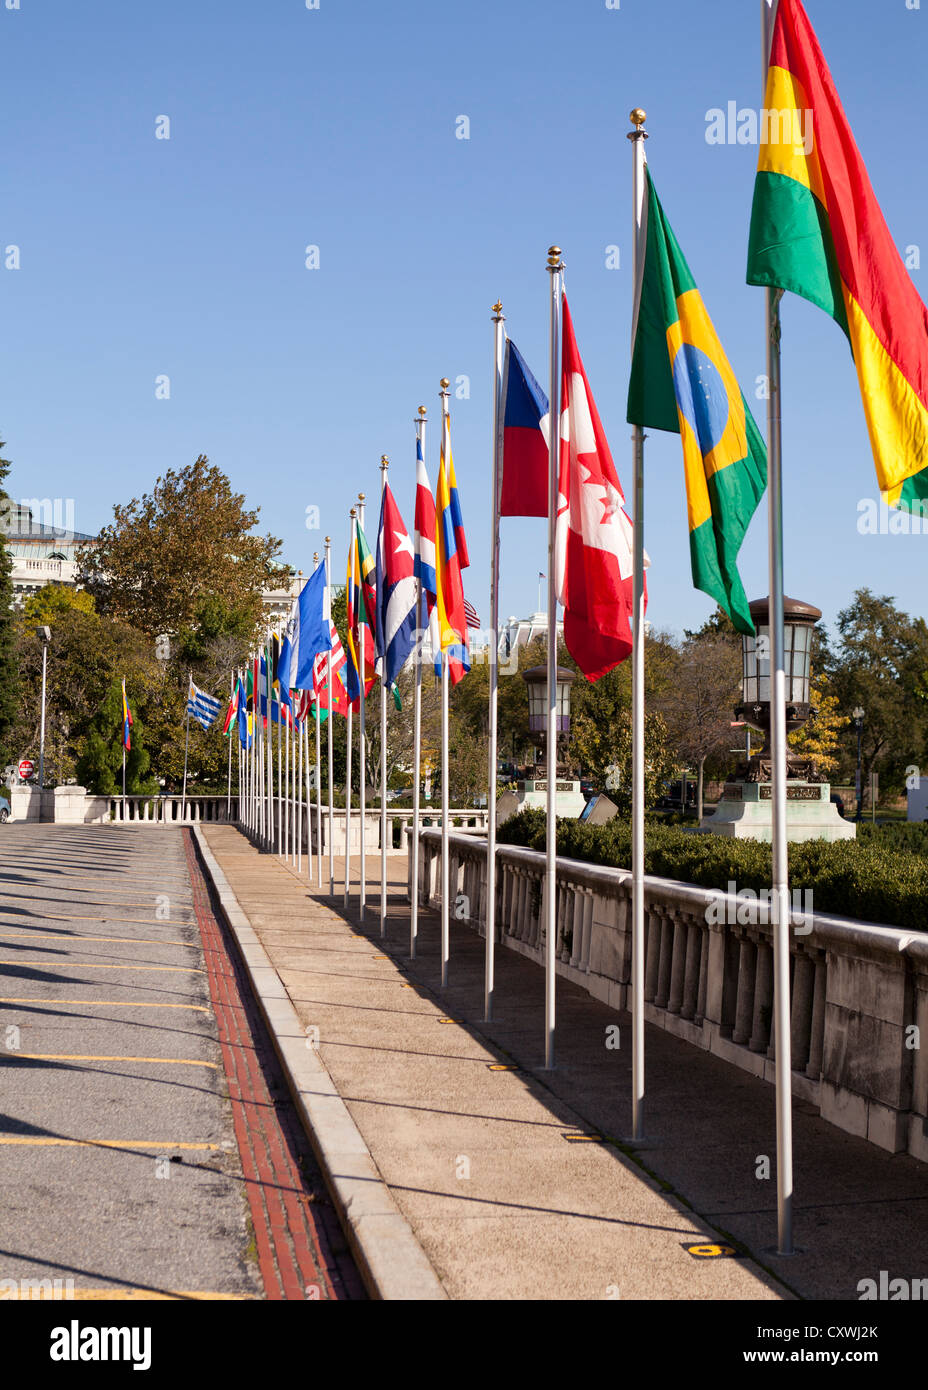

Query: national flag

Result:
[414,433,442,666]
[556,294,639,681]
[463,598,480,630]
[235,679,252,749]
[628,168,766,635]
[312,625,350,719]
[222,682,239,737]
[499,338,550,518]
[435,404,470,685]
[375,482,418,688]
[277,565,332,693]
[121,678,133,752]
[345,520,377,705]
[186,680,223,731]
[747,0,928,511]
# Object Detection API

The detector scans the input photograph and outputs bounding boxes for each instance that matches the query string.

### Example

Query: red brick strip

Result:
[183,831,363,1301]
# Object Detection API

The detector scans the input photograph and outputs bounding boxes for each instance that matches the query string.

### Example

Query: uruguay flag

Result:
[499,338,550,519]
[375,482,417,688]
[277,565,331,692]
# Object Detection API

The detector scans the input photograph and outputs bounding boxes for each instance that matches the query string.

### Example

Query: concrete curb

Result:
[192,826,448,1302]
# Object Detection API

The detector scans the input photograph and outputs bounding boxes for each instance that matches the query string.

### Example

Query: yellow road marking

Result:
[0,962,204,972]
[0,1139,220,1149]
[1,1289,251,1300]
[0,998,208,1012]
[3,915,196,928]
[7,1053,217,1068]
[0,933,194,947]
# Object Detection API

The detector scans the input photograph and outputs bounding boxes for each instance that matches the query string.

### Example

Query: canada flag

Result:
[555,294,644,681]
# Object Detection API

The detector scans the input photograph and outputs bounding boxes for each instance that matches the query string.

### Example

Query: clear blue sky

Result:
[2,0,926,645]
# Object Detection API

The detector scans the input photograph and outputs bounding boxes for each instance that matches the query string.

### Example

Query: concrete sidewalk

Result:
[198,827,928,1301]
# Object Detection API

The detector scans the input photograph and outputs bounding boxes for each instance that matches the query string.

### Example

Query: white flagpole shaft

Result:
[227,672,233,815]
[313,709,320,885]
[358,493,368,924]
[286,713,291,861]
[181,693,190,821]
[629,112,648,1139]
[297,708,304,872]
[440,384,451,989]
[379,457,389,939]
[345,511,355,906]
[486,303,505,1022]
[325,538,335,895]
[266,628,273,850]
[411,410,426,959]
[762,0,793,1258]
[544,249,563,1070]
[276,688,283,857]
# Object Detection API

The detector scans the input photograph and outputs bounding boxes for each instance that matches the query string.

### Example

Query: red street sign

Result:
[18,759,35,781]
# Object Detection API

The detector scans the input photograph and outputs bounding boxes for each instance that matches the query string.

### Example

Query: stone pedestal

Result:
[516,777,588,819]
[700,780,856,843]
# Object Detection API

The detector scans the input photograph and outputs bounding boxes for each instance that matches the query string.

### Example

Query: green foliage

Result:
[22,583,96,624]
[497,808,928,931]
[76,677,157,795]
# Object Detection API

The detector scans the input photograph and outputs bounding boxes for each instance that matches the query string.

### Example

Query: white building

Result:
[1,503,98,609]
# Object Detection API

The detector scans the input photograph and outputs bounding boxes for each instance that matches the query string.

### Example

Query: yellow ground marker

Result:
[0,1139,220,1149]
[7,1053,217,1068]
[2,915,197,928]
[0,998,208,1012]
[1,1289,251,1300]
[0,933,195,947]
[0,962,204,973]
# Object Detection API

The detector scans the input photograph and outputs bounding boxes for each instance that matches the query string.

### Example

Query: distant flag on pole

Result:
[186,680,223,731]
[277,566,332,692]
[236,679,252,749]
[556,293,640,681]
[121,679,133,752]
[435,403,470,685]
[312,619,350,720]
[375,482,418,688]
[463,598,480,630]
[222,682,240,737]
[414,434,442,666]
[498,338,550,518]
[345,521,377,706]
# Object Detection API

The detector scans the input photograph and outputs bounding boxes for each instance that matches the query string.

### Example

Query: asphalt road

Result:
[0,824,361,1301]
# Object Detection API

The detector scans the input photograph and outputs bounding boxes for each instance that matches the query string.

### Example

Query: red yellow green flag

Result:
[747,0,928,511]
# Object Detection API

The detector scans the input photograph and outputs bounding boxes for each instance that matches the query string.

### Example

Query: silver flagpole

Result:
[297,695,303,872]
[761,0,793,1258]
[181,674,191,822]
[543,249,563,1070]
[628,109,649,1139]
[308,551,319,880]
[265,626,273,850]
[358,491,368,923]
[227,671,234,816]
[286,704,291,862]
[325,536,335,895]
[276,661,283,857]
[486,300,505,1022]
[439,378,452,989]
[410,407,426,959]
[345,509,356,905]
[379,455,389,939]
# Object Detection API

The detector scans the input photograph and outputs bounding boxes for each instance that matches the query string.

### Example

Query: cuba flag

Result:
[627,168,766,635]
[375,482,417,687]
[277,564,331,692]
[499,338,550,518]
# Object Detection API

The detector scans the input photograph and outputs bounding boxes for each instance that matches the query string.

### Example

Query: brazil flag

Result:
[627,169,766,635]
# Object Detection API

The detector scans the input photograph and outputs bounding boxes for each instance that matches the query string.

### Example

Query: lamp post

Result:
[37,625,51,791]
[853,707,865,821]
[735,596,821,779]
[521,665,575,777]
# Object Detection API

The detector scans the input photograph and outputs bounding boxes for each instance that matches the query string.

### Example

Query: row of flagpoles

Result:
[119,0,928,1259]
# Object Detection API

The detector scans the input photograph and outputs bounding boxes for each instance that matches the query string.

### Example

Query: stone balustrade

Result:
[412,827,928,1163]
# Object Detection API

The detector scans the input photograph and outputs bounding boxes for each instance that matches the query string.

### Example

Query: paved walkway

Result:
[202,827,928,1300]
[0,826,363,1300]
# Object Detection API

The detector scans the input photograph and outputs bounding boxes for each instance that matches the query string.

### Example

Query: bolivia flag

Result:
[747,0,928,510]
[628,169,766,635]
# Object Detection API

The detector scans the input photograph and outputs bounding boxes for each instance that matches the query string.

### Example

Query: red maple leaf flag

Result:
[555,294,643,681]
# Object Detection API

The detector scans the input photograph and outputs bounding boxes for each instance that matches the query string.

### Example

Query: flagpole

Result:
[411,407,426,959]
[277,672,283,857]
[285,704,291,861]
[628,109,649,1138]
[345,508,356,906]
[379,455,389,939]
[486,300,505,1022]
[266,626,273,851]
[761,0,794,1258]
[227,671,234,817]
[181,674,191,822]
[358,492,369,923]
[543,250,563,1069]
[439,378,452,990]
[325,536,335,895]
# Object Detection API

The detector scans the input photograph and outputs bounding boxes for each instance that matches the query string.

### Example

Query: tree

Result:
[655,635,743,819]
[828,589,928,794]
[76,676,156,795]
[77,455,290,642]
[0,439,21,765]
[788,674,848,776]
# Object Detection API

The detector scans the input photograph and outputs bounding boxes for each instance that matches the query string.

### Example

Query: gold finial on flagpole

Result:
[350,507,356,518]
[440,378,450,390]
[381,455,389,472]
[418,406,427,418]
[358,493,365,503]
[324,535,330,544]
[313,553,319,565]
[628,108,648,142]
[492,300,504,320]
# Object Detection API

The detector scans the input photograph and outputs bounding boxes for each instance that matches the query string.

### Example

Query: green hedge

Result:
[497,808,928,931]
